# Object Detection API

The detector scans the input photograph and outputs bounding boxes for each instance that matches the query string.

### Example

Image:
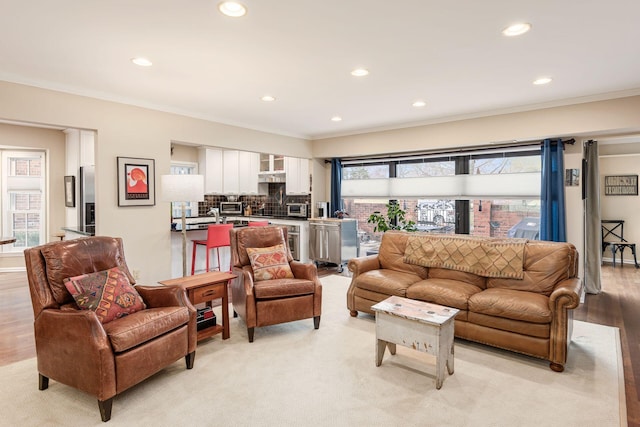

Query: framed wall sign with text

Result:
[604,174,638,196]
[117,157,156,206]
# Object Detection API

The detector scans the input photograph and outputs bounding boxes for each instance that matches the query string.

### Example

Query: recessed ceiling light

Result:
[131,57,152,67]
[331,116,343,122]
[351,68,369,77]
[218,1,247,17]
[533,77,552,85]
[502,22,532,37]
[261,95,276,102]
[412,100,426,108]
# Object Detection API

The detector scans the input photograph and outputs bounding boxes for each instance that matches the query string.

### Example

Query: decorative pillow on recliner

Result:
[246,244,294,281]
[63,266,146,324]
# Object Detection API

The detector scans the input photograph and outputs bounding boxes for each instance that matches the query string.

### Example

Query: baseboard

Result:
[0,267,26,273]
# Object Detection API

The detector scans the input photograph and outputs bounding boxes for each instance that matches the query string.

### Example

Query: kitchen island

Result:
[61,225,96,240]
[169,215,309,278]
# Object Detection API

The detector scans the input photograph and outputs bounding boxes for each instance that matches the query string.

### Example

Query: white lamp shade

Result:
[160,174,205,202]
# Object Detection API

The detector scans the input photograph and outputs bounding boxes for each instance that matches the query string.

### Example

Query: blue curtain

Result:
[540,139,566,242]
[330,158,342,216]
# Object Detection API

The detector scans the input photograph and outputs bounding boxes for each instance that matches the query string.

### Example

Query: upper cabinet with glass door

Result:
[259,154,285,174]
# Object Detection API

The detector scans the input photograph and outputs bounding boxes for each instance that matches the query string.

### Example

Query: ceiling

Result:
[2,0,640,140]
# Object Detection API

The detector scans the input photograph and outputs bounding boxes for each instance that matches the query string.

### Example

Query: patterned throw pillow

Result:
[63,266,146,324]
[246,244,294,281]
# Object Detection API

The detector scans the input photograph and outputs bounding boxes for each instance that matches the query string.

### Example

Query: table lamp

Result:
[161,174,205,277]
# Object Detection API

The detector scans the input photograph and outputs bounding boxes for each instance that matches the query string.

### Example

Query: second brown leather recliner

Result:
[229,226,322,342]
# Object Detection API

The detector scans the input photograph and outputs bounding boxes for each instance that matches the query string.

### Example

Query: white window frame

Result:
[1,150,46,253]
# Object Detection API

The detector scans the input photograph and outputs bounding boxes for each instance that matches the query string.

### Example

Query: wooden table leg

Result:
[222,279,230,339]
[376,339,387,367]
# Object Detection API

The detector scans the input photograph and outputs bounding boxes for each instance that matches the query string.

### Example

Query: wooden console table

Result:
[159,271,236,342]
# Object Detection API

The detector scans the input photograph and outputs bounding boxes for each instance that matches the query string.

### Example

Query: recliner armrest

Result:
[290,261,318,280]
[136,285,193,310]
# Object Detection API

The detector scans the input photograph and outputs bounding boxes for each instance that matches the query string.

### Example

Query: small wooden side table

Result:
[372,296,459,390]
[159,271,236,342]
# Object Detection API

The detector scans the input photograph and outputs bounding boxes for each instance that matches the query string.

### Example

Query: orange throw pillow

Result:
[246,244,294,281]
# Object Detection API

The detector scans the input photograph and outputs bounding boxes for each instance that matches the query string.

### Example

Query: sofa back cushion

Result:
[428,267,486,289]
[486,241,577,296]
[378,231,428,279]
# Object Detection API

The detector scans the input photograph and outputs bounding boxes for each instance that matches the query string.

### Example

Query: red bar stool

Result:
[191,223,233,275]
[248,221,269,226]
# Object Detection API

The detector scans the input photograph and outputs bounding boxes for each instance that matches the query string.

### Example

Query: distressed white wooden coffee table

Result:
[371,296,459,389]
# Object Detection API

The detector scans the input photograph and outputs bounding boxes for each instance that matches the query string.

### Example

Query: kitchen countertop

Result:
[61,225,96,236]
[171,215,310,231]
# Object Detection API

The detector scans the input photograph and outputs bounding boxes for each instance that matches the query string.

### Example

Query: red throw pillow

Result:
[246,244,294,281]
[63,266,146,324]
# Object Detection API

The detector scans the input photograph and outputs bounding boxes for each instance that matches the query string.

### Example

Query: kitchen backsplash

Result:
[198,184,310,217]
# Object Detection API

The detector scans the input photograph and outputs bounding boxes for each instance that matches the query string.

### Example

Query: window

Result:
[170,162,198,218]
[341,146,542,243]
[1,150,46,252]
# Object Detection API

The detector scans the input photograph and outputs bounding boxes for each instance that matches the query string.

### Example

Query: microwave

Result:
[219,201,243,215]
[287,203,308,217]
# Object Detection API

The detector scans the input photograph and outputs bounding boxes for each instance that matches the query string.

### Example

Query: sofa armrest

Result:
[347,255,380,278]
[549,277,583,311]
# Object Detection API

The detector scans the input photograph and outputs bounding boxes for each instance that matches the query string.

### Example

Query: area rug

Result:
[0,275,625,427]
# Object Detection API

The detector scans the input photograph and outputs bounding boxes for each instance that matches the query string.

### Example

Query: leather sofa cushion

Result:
[354,269,421,297]
[468,288,551,323]
[428,267,486,289]
[103,306,189,352]
[40,237,135,305]
[468,312,550,338]
[378,232,428,279]
[406,279,482,311]
[486,241,576,296]
[253,278,315,299]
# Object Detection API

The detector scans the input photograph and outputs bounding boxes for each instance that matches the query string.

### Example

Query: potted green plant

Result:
[367,202,417,232]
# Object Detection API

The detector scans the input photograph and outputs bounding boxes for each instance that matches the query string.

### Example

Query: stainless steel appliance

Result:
[79,166,95,227]
[316,201,329,218]
[286,203,308,218]
[219,201,243,215]
[309,218,358,272]
[285,224,300,260]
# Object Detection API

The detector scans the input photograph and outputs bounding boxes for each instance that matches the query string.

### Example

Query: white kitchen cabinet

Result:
[223,150,240,194]
[238,151,260,194]
[285,157,310,195]
[198,147,223,194]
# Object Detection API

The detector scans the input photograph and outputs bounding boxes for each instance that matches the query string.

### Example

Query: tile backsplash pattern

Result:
[199,184,310,218]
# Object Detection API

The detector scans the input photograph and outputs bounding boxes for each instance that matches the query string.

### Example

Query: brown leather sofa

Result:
[347,231,582,372]
[24,236,197,422]
[230,226,322,342]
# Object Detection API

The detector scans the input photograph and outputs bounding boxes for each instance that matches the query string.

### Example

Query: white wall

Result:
[0,81,311,282]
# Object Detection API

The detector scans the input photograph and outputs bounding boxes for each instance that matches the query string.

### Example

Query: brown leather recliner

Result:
[230,226,322,342]
[24,236,197,422]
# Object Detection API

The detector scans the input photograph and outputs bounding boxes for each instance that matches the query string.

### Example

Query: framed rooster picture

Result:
[117,156,156,206]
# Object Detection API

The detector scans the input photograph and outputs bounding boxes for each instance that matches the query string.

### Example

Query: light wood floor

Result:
[1,265,638,425]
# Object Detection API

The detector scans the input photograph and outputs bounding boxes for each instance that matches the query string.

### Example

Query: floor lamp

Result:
[161,174,204,277]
